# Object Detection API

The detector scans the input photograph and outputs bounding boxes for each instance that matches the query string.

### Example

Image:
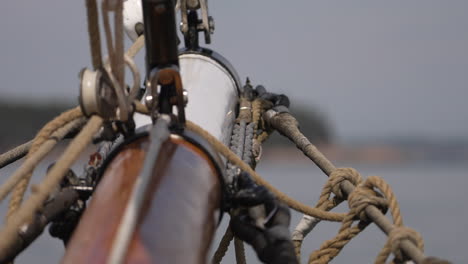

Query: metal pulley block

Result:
[79,68,119,119]
[179,0,214,45]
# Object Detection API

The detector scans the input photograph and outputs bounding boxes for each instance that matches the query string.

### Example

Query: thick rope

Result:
[265,112,438,263]
[293,168,360,258]
[126,35,145,59]
[6,107,82,220]
[376,227,423,264]
[85,0,102,69]
[0,116,103,254]
[102,0,129,121]
[266,112,336,176]
[211,226,234,264]
[0,141,33,169]
[0,117,86,203]
[363,176,403,227]
[114,0,125,90]
[234,237,247,264]
[309,176,389,264]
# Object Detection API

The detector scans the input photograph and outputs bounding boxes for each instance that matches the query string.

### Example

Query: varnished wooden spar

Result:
[62,134,222,263]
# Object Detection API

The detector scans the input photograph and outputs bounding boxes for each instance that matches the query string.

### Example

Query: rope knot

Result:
[328,168,362,200]
[387,226,424,263]
[347,183,388,223]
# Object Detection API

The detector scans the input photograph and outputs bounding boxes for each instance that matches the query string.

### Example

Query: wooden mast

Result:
[62,134,222,263]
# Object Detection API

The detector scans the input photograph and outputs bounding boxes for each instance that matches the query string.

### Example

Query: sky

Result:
[0,1,467,141]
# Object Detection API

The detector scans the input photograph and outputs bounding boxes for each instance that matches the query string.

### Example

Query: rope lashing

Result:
[0,141,33,169]
[309,177,389,264]
[0,116,103,254]
[362,176,403,227]
[292,168,362,258]
[327,168,362,200]
[347,183,389,224]
[265,111,432,263]
[376,227,424,264]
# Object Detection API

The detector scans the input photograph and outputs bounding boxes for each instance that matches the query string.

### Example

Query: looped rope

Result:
[376,226,424,264]
[347,184,388,223]
[328,168,362,200]
[363,176,403,226]
[308,176,392,264]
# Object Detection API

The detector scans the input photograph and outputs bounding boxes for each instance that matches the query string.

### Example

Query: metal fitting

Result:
[79,68,118,119]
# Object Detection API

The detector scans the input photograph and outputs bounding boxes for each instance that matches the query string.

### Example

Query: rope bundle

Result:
[0,1,451,262]
[137,99,450,264]
[0,1,146,258]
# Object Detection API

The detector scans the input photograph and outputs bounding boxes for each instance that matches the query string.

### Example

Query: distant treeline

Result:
[0,101,333,150]
[0,102,75,150]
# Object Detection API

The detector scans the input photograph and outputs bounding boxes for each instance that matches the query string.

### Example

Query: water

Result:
[1,153,467,263]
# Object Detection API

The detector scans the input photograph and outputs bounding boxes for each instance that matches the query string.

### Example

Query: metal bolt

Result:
[208,16,215,33]
[145,95,154,108]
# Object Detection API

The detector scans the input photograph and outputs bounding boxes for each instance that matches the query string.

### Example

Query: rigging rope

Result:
[0,0,451,260]
[0,116,103,254]
[0,141,33,169]
[264,111,440,264]
[136,103,346,222]
[211,226,235,264]
[5,107,83,220]
[85,0,102,69]
[184,120,346,221]
[138,100,448,263]
[0,116,86,203]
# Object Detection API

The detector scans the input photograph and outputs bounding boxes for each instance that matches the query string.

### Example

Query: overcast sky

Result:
[0,1,467,141]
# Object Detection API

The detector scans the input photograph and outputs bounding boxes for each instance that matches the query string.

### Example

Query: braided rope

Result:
[186,120,346,222]
[135,103,346,221]
[211,226,234,264]
[234,237,247,264]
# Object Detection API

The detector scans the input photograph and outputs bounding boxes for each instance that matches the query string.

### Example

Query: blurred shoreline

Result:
[1,101,467,165]
[262,142,468,164]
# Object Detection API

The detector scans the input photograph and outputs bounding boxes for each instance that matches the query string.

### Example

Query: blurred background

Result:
[1,1,467,263]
